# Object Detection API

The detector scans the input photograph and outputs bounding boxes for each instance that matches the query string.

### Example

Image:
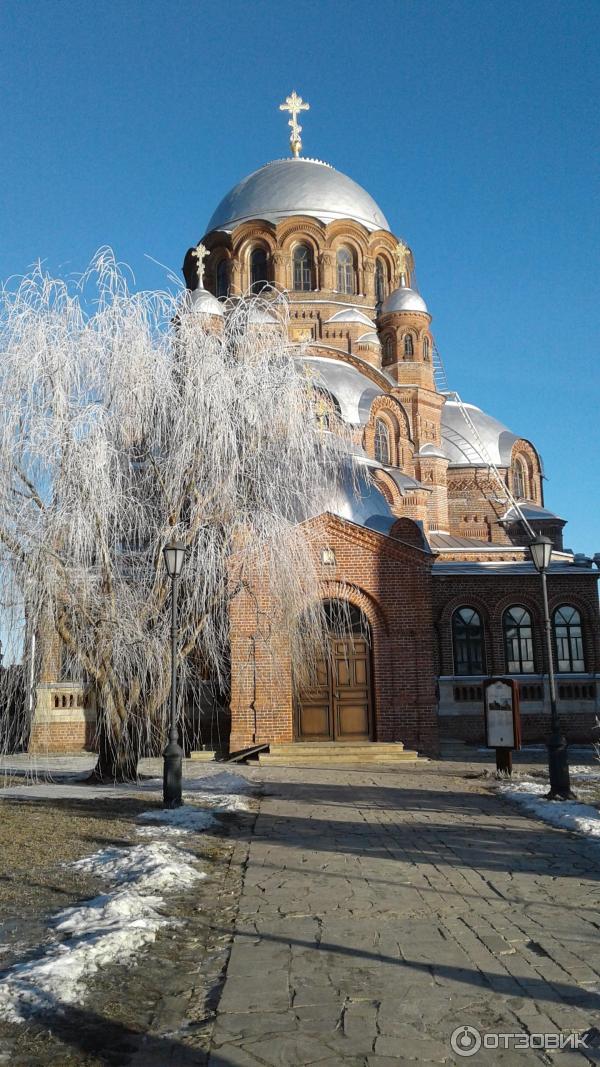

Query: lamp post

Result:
[528,534,575,800]
[162,540,187,808]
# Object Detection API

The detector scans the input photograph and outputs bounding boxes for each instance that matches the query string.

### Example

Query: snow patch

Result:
[73,840,206,893]
[0,835,205,1022]
[137,805,216,835]
[499,780,600,840]
[569,764,600,781]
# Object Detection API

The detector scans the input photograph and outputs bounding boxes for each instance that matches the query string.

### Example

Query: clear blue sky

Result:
[2,0,599,552]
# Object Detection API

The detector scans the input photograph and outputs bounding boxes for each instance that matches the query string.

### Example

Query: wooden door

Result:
[296,637,372,741]
[332,638,372,740]
[296,655,333,740]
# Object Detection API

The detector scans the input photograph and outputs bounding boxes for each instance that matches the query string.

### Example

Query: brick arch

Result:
[275,218,326,246]
[324,220,371,256]
[369,394,412,439]
[316,580,390,638]
[510,439,543,504]
[493,593,544,629]
[438,593,492,629]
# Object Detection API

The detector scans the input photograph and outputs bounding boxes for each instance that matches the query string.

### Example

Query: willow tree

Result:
[0,252,349,779]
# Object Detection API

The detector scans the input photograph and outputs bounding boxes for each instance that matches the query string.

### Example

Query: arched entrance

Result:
[295,600,374,742]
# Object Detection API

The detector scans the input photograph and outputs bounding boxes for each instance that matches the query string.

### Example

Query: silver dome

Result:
[325,308,376,327]
[205,158,390,234]
[441,400,519,468]
[301,356,384,425]
[309,456,397,535]
[357,331,381,346]
[187,288,224,316]
[381,286,429,315]
[416,443,447,460]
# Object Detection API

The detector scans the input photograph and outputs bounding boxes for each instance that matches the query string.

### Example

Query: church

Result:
[32,94,599,757]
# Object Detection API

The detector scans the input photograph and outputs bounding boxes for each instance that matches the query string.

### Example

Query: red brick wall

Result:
[229,513,440,755]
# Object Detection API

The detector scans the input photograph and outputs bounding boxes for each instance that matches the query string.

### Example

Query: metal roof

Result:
[301,356,385,425]
[205,158,390,234]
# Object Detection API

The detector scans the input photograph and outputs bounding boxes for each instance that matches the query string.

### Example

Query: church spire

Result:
[279,91,310,158]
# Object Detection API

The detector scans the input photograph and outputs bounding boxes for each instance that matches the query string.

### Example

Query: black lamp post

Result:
[528,534,575,800]
[162,540,187,808]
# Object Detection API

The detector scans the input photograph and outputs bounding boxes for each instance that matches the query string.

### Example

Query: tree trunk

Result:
[89,711,143,782]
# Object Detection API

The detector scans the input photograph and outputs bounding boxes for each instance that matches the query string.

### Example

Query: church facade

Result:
[32,97,600,755]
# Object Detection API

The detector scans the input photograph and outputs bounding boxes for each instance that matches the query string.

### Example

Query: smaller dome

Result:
[325,308,376,327]
[247,304,278,325]
[188,288,224,317]
[357,331,381,347]
[381,286,429,315]
[416,443,447,460]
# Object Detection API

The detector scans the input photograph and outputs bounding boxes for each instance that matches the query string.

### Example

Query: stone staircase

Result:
[258,741,424,766]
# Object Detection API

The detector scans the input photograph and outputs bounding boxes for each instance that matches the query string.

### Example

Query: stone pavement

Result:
[208,762,600,1065]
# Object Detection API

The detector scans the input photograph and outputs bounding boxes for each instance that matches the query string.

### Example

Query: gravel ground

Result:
[0,783,254,1066]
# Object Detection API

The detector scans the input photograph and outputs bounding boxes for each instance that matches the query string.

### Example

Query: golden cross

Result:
[394,240,411,283]
[279,91,310,158]
[191,242,209,289]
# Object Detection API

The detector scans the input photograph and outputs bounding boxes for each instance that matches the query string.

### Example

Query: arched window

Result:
[423,336,430,361]
[503,606,534,673]
[452,607,485,675]
[374,418,390,464]
[293,244,313,291]
[216,259,229,299]
[512,457,527,500]
[553,606,585,672]
[404,333,414,357]
[336,247,355,294]
[250,248,268,293]
[375,258,387,303]
[383,335,394,365]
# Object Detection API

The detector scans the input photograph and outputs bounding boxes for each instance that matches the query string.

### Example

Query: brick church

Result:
[33,95,599,756]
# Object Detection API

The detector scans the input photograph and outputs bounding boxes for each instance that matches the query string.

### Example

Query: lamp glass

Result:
[163,541,186,579]
[529,535,552,574]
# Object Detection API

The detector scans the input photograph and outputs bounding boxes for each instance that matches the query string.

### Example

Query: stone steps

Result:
[259,742,424,766]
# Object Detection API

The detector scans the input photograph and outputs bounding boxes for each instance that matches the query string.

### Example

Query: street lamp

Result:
[162,540,187,808]
[528,534,574,800]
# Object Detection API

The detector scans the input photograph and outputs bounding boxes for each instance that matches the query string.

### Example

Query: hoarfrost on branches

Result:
[0,250,353,777]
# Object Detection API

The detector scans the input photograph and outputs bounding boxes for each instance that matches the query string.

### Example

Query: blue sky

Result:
[2,0,599,551]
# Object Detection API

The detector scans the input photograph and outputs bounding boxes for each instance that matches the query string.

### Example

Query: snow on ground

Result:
[0,803,216,1023]
[498,779,600,841]
[569,764,600,781]
[137,805,216,836]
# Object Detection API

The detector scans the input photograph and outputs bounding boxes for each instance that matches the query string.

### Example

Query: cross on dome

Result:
[191,242,210,289]
[393,240,411,285]
[279,91,310,158]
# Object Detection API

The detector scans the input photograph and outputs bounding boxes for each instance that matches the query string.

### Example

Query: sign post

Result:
[483,678,521,774]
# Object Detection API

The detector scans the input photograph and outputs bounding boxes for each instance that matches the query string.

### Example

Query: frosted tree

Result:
[0,251,351,780]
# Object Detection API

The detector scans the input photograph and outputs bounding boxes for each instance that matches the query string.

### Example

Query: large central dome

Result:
[205,158,390,234]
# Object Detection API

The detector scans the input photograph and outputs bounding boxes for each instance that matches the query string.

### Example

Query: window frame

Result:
[503,605,535,674]
[553,605,585,673]
[373,417,391,465]
[249,247,269,293]
[215,258,229,299]
[292,244,313,292]
[452,606,486,676]
[336,246,355,295]
[403,333,414,358]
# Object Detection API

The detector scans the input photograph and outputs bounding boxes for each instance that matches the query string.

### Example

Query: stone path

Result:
[208,763,600,1065]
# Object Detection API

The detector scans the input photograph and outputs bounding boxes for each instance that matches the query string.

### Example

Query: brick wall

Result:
[229,513,440,755]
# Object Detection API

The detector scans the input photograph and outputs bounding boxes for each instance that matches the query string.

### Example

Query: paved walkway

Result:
[208,763,600,1065]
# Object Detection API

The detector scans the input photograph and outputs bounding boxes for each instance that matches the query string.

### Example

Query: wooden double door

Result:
[296,636,373,741]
